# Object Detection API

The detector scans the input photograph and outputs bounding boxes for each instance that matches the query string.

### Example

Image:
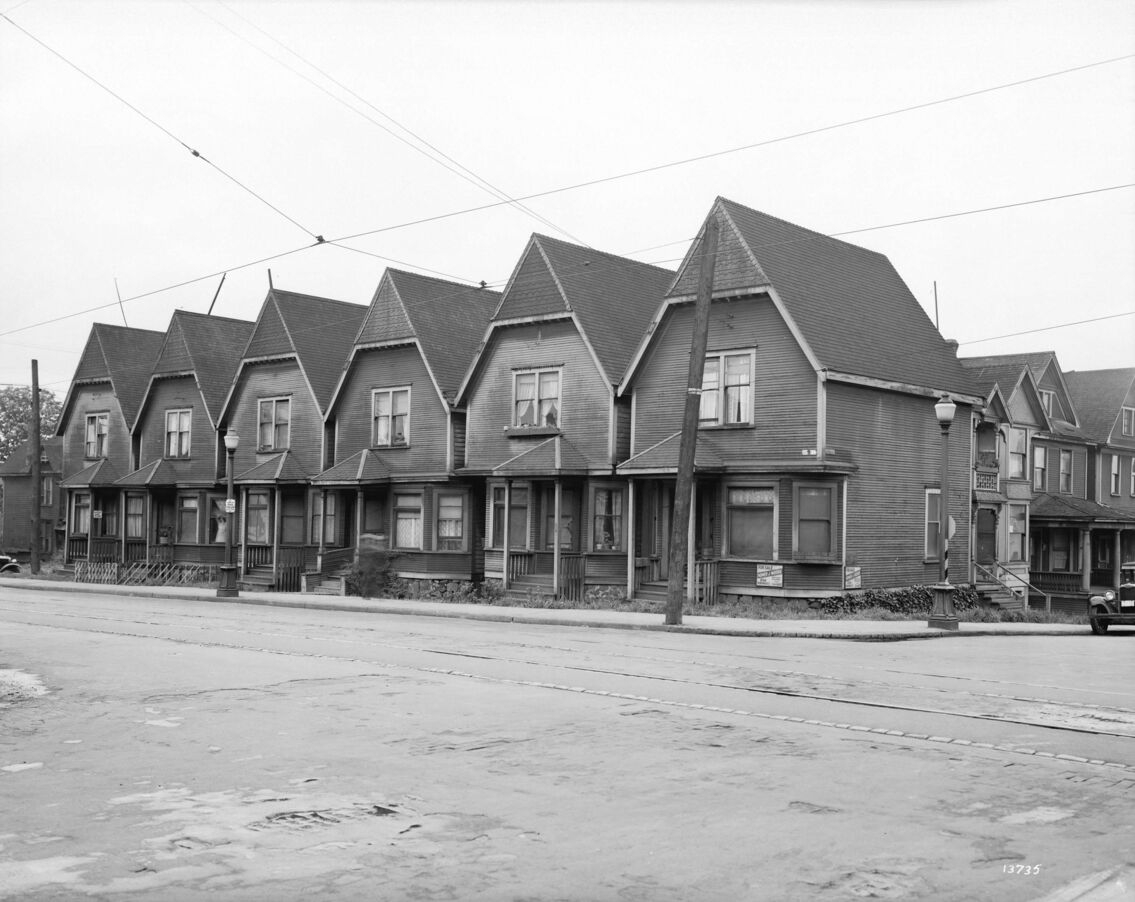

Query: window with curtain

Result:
[394,494,422,549]
[592,487,624,551]
[727,487,775,559]
[373,388,410,446]
[85,412,108,458]
[258,398,291,450]
[165,409,192,458]
[436,494,464,551]
[125,495,145,539]
[700,351,752,426]
[74,493,91,535]
[177,496,198,544]
[246,490,270,544]
[514,370,560,427]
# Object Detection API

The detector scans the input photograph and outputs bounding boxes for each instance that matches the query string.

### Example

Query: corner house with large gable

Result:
[617,198,982,602]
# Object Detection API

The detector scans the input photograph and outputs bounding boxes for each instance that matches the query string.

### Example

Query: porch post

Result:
[1080,527,1091,592]
[239,486,248,576]
[686,480,696,605]
[626,479,636,600]
[63,490,72,564]
[317,488,327,568]
[120,489,127,563]
[272,487,282,574]
[355,489,364,564]
[146,492,154,562]
[553,479,562,594]
[502,480,511,590]
[1114,531,1122,589]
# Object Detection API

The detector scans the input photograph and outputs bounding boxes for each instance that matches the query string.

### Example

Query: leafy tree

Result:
[0,385,62,466]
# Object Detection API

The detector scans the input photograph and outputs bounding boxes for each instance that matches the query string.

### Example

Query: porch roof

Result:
[60,458,123,488]
[616,432,725,474]
[1031,492,1135,526]
[488,434,591,477]
[115,459,177,487]
[973,489,1008,504]
[234,451,310,484]
[311,449,392,485]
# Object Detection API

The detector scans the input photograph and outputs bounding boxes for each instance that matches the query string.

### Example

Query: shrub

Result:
[344,550,399,598]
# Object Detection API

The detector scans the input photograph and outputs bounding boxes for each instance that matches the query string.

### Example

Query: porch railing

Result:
[1031,571,1084,594]
[89,537,119,563]
[694,559,720,605]
[320,546,356,573]
[559,553,585,603]
[276,547,305,593]
[633,557,662,591]
[67,536,88,562]
[507,551,535,583]
[974,562,1050,612]
[123,540,147,564]
[245,545,272,569]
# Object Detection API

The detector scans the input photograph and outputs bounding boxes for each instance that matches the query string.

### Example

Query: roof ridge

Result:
[387,268,502,294]
[716,196,888,259]
[531,233,677,276]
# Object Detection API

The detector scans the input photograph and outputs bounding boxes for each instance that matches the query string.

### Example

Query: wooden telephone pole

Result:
[30,360,42,574]
[664,215,720,625]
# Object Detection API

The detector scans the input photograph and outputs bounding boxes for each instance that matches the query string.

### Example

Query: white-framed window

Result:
[591,485,624,551]
[726,486,776,559]
[924,489,941,560]
[1032,445,1046,490]
[257,397,291,451]
[794,483,836,558]
[700,351,753,427]
[490,484,528,548]
[1122,407,1135,437]
[1059,450,1073,493]
[436,493,465,551]
[165,409,192,458]
[40,474,54,506]
[1006,428,1026,479]
[125,494,145,540]
[394,493,422,549]
[246,490,271,544]
[1131,457,1135,496]
[73,492,91,535]
[1111,455,1121,495]
[1039,389,1054,415]
[85,412,108,458]
[311,493,338,545]
[514,369,560,428]
[1008,504,1027,562]
[372,387,410,447]
[177,495,199,544]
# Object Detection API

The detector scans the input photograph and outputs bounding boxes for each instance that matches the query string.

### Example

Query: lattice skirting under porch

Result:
[74,560,221,587]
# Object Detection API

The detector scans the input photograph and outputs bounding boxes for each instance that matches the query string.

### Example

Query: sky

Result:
[1,0,1133,406]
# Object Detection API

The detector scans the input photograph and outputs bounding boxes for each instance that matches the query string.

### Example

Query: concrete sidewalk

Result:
[0,576,1092,641]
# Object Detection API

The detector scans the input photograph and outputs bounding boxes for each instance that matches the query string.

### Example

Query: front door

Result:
[976,508,997,565]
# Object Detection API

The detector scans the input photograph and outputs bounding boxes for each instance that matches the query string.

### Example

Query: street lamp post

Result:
[217,432,240,598]
[928,396,959,630]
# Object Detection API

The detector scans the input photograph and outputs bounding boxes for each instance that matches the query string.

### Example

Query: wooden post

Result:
[626,479,636,599]
[665,215,719,625]
[30,360,42,574]
[553,479,562,594]
[502,480,511,590]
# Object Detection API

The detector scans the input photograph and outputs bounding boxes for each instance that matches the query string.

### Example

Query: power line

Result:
[957,310,1135,347]
[193,0,588,246]
[330,51,1135,245]
[0,11,321,241]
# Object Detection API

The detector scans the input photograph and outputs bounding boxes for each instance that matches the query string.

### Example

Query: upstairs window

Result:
[700,351,753,426]
[41,475,54,506]
[165,409,192,458]
[85,412,109,458]
[1059,450,1073,493]
[373,388,410,447]
[1111,456,1121,495]
[258,398,290,451]
[1032,446,1046,490]
[514,370,560,428]
[1039,389,1055,416]
[1123,407,1135,437]
[1006,428,1026,479]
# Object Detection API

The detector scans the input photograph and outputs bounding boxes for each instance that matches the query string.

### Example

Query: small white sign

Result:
[224,499,236,514]
[92,510,103,519]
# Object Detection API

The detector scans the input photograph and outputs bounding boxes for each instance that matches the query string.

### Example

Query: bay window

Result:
[727,486,775,559]
[592,487,624,551]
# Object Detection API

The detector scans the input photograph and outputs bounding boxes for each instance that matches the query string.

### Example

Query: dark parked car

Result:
[1089,562,1135,634]
[0,553,20,574]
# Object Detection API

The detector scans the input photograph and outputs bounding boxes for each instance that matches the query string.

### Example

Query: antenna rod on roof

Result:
[933,280,939,331]
[268,269,274,290]
[114,278,128,326]
[207,273,227,316]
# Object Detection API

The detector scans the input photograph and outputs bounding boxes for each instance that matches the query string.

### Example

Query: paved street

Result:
[2,586,1134,901]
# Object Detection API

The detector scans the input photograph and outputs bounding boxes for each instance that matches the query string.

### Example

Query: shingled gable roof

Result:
[959,358,1050,429]
[234,451,310,484]
[1031,492,1135,525]
[226,289,368,419]
[490,434,591,476]
[0,437,62,475]
[334,270,500,411]
[624,198,978,399]
[56,323,165,435]
[1065,368,1135,443]
[965,350,1080,425]
[59,457,122,488]
[460,235,675,397]
[311,449,391,485]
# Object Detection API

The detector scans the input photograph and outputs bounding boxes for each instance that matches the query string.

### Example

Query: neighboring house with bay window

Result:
[216,288,367,591]
[114,311,254,569]
[56,323,165,565]
[457,233,675,597]
[617,197,982,601]
[313,269,500,588]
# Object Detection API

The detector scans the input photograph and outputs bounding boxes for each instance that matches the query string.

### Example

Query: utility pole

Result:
[664,215,719,625]
[30,360,42,574]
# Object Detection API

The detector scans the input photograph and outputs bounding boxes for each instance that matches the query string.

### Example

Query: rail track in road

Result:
[4,597,1135,776]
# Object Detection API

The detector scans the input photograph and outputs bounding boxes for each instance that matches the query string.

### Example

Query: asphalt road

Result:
[2,587,1133,901]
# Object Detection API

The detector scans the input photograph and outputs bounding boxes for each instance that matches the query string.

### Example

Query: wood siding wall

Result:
[1032,439,1089,498]
[465,321,612,470]
[826,381,972,588]
[333,346,451,475]
[137,376,220,482]
[227,361,321,476]
[630,296,817,457]
[61,384,131,478]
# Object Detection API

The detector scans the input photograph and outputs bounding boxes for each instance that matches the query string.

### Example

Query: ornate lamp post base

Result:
[217,564,239,598]
[928,582,959,630]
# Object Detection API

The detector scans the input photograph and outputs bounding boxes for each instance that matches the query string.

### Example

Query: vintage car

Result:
[0,553,20,574]
[1088,561,1135,634]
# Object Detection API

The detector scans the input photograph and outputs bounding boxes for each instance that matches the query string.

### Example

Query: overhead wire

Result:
[957,311,1134,347]
[192,0,589,246]
[0,11,321,242]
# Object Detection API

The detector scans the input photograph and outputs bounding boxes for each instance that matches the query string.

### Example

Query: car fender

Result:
[0,562,19,574]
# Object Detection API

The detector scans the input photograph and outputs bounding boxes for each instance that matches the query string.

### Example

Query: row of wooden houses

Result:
[10,197,1134,608]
